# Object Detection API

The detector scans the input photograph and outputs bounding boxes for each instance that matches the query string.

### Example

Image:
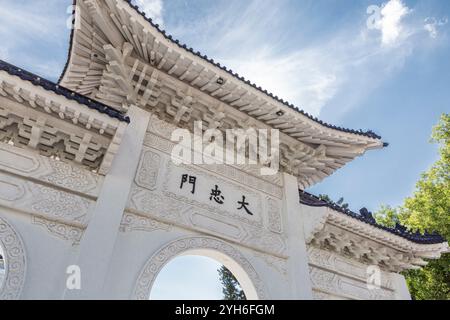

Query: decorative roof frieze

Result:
[0,60,129,123]
[310,223,448,272]
[0,61,128,175]
[300,190,447,245]
[300,190,449,272]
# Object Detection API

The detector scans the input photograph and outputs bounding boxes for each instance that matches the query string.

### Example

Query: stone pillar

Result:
[282,173,313,299]
[391,272,412,300]
[64,105,149,299]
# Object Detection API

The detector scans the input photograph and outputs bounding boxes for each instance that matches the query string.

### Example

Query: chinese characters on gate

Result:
[180,174,253,216]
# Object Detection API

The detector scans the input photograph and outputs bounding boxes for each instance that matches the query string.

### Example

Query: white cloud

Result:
[221,49,342,116]
[376,0,411,46]
[0,0,63,39]
[166,0,346,116]
[133,0,164,27]
[166,0,420,117]
[0,0,68,80]
[424,17,448,39]
[127,0,435,118]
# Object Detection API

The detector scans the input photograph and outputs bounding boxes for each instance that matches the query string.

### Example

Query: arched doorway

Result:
[133,237,267,300]
[150,255,230,300]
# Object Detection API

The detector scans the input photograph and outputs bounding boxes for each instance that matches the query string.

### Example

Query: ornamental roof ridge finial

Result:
[359,207,376,224]
[394,222,408,233]
[0,59,130,123]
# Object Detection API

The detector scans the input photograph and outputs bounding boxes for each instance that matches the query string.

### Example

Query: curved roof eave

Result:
[59,0,386,144]
[299,190,447,245]
[1,59,130,123]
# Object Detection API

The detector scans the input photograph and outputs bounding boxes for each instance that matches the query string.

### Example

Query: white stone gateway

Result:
[0,0,448,300]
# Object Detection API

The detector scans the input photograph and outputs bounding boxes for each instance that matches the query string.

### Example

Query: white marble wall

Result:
[0,114,411,300]
[307,247,398,300]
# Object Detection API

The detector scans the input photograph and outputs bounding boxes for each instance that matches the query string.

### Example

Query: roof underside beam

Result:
[60,0,385,188]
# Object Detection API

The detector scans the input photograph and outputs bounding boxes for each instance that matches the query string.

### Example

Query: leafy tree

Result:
[374,205,399,228]
[374,113,450,300]
[218,266,246,300]
[319,194,332,202]
[319,194,349,209]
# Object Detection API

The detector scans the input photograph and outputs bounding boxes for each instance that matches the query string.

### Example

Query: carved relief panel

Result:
[308,246,396,300]
[127,116,287,257]
[0,143,100,244]
[0,143,102,197]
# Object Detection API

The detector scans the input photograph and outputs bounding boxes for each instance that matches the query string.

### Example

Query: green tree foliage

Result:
[374,205,399,228]
[218,266,246,300]
[319,194,349,209]
[319,194,332,202]
[375,113,450,300]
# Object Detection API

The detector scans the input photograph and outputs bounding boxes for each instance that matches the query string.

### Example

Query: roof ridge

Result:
[299,190,446,245]
[123,0,383,140]
[0,59,130,123]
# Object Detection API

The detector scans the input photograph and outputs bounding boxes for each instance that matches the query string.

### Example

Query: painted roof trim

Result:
[299,190,446,245]
[59,0,384,141]
[0,60,130,123]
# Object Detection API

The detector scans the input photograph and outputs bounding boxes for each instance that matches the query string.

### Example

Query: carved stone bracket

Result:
[303,206,329,243]
[0,71,128,175]
[97,42,162,112]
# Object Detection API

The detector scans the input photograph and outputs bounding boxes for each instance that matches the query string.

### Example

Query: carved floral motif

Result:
[120,212,172,233]
[29,185,90,224]
[32,216,84,245]
[38,159,101,195]
[135,150,162,191]
[0,143,102,197]
[266,197,282,234]
[0,217,26,300]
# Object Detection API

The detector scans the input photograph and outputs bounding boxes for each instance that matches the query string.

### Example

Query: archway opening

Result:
[149,249,256,300]
[0,244,5,289]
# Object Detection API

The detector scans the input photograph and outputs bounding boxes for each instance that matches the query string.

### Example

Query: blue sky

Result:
[0,0,448,299]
